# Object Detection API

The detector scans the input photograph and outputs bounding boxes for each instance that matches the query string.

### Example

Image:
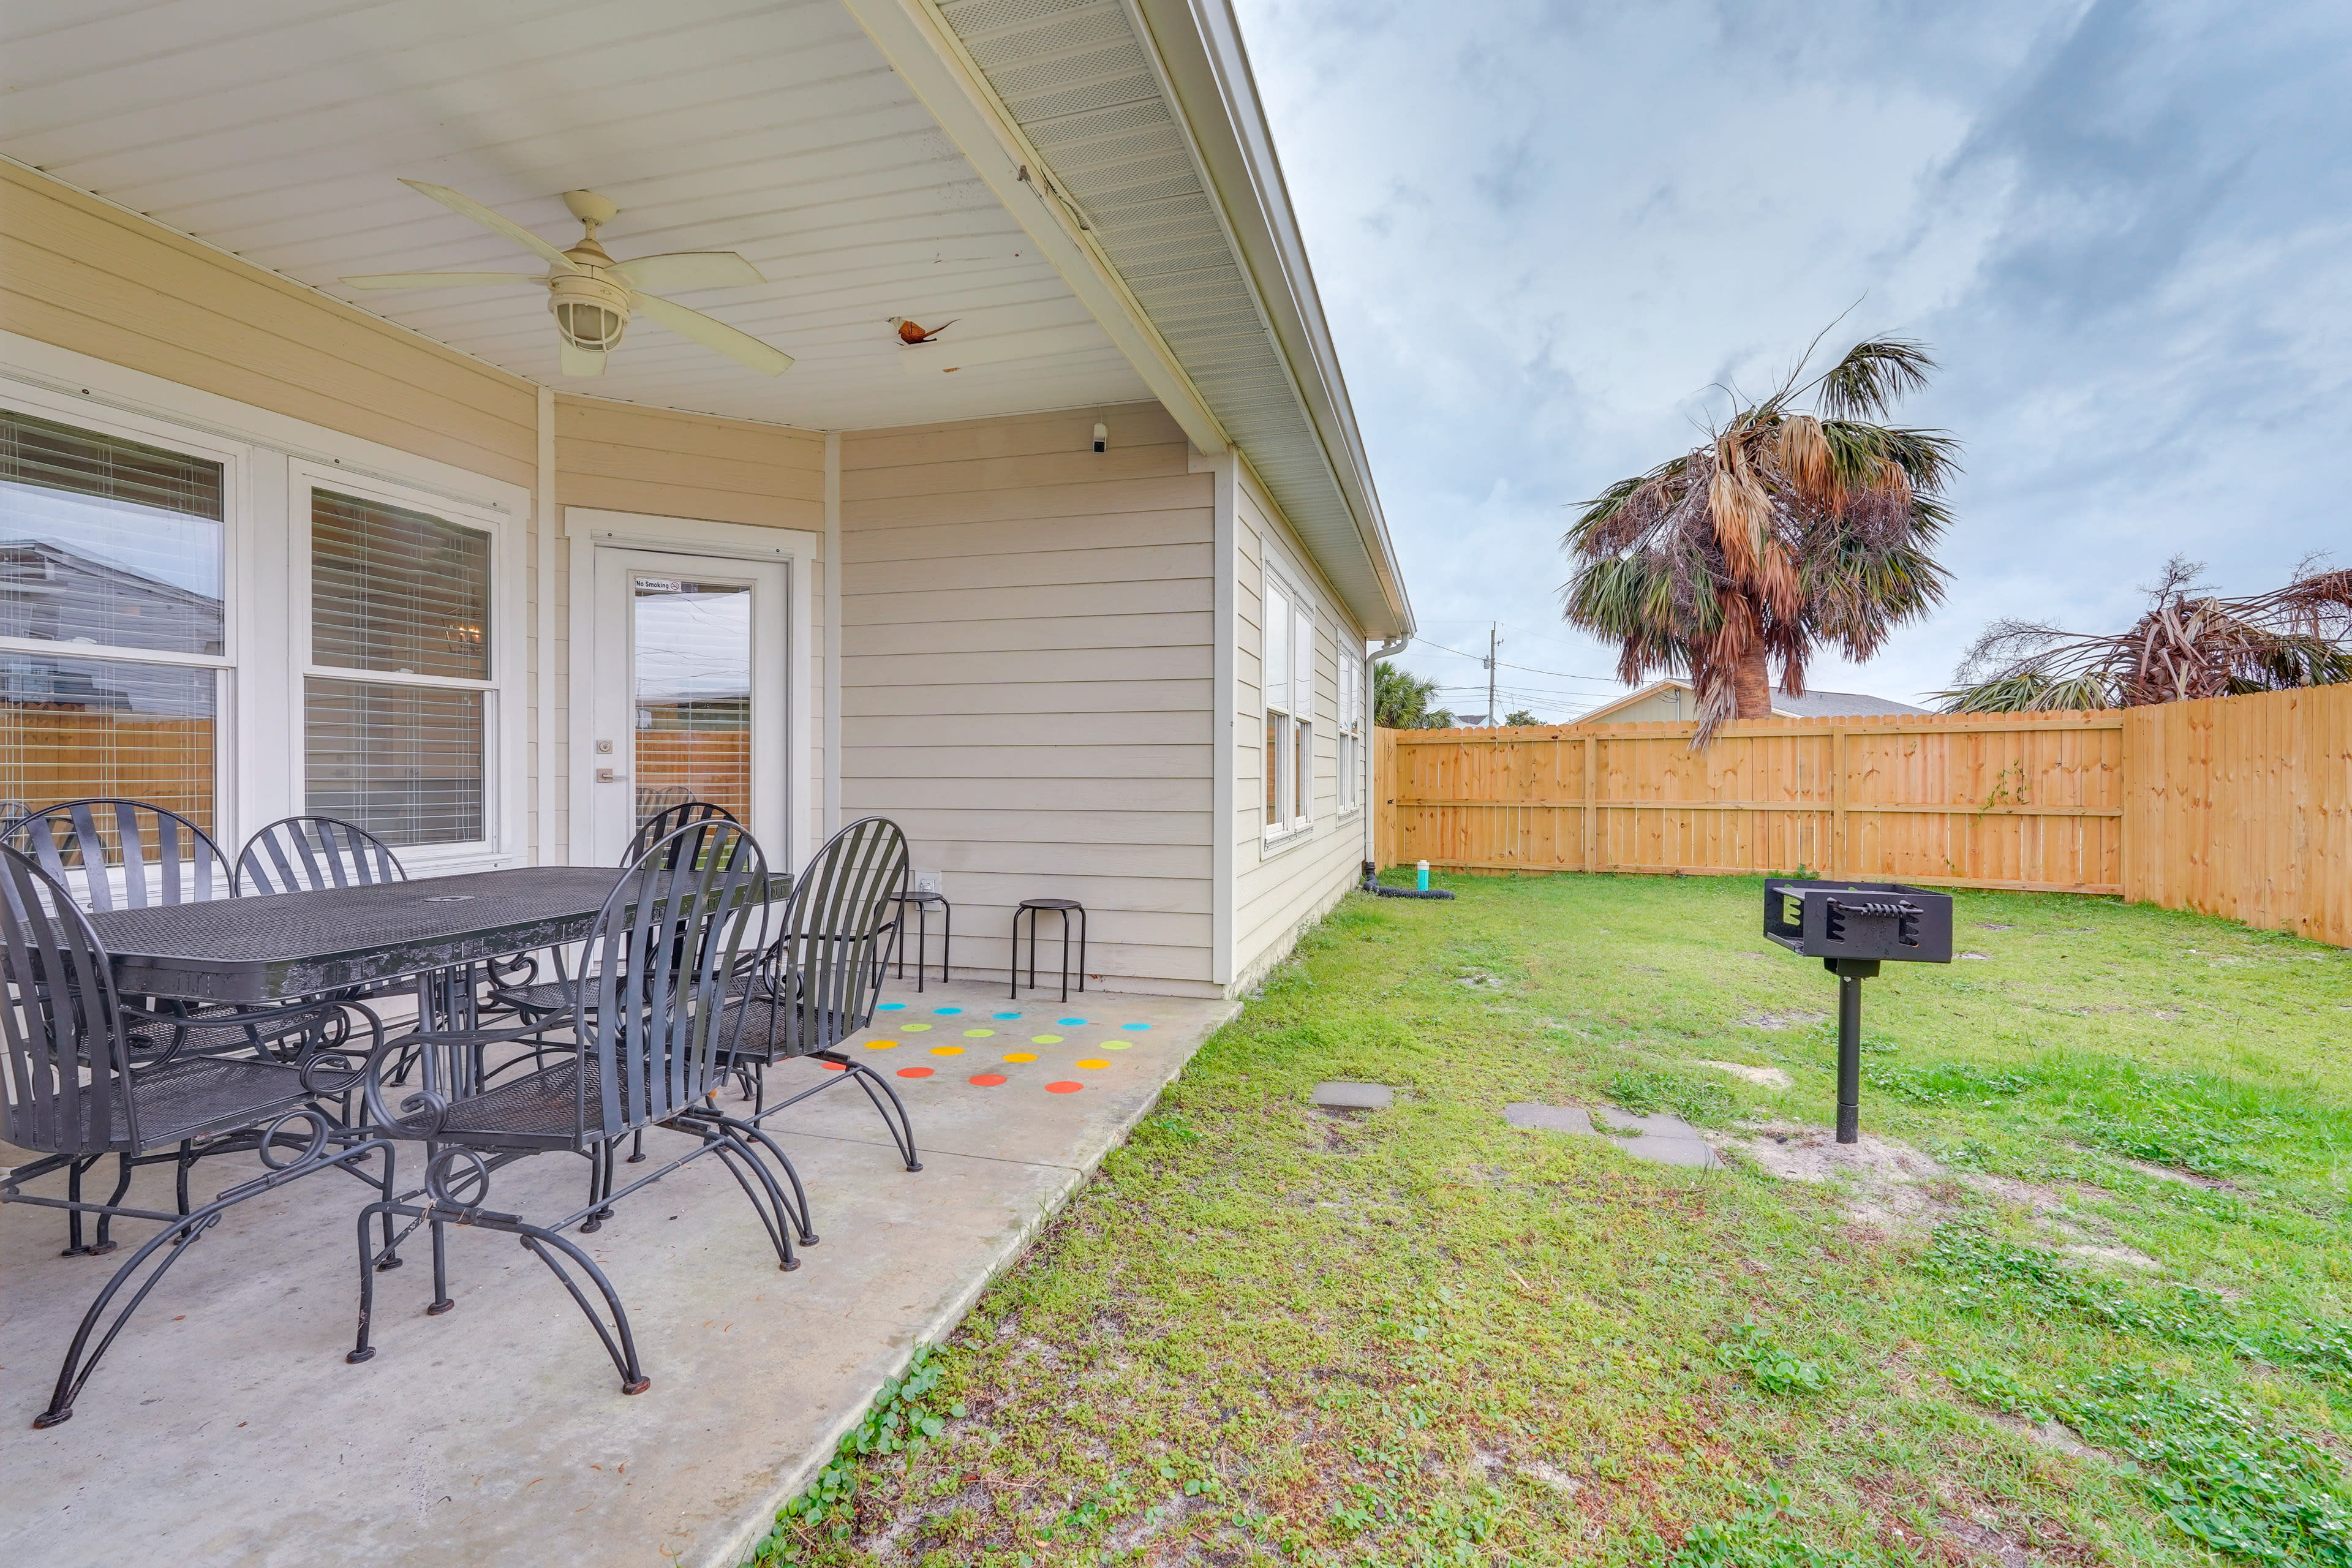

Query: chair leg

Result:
[940,900,952,986]
[718,1115,819,1243]
[627,1128,647,1165]
[1059,910,1071,1004]
[701,1129,802,1270]
[426,1216,454,1315]
[89,1155,135,1256]
[1077,906,1087,994]
[517,1230,652,1395]
[842,1058,924,1174]
[35,1204,227,1427]
[62,1155,97,1257]
[1008,906,1021,998]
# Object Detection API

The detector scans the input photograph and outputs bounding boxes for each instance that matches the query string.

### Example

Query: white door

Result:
[587,548,791,865]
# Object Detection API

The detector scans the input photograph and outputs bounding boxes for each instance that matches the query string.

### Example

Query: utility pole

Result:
[1485,622,1498,727]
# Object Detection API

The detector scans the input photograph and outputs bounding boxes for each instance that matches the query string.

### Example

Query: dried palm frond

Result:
[1937,557,2352,712]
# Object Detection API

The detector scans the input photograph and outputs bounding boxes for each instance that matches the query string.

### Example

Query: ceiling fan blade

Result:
[629,292,793,375]
[560,344,608,377]
[614,252,766,292]
[339,272,544,288]
[399,179,581,273]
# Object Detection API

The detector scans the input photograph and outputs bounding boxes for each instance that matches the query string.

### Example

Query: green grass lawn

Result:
[751,873,2352,1568]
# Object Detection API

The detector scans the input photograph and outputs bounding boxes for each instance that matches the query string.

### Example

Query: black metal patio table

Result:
[85,865,792,1009]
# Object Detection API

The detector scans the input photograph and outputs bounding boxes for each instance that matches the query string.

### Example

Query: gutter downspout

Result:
[1362,633,1409,875]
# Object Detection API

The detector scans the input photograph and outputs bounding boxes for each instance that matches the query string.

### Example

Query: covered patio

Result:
[1,978,1234,1567]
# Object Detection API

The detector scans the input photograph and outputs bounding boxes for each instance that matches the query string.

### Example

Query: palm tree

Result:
[1939,556,2352,710]
[1373,660,1452,729]
[1562,333,1959,740]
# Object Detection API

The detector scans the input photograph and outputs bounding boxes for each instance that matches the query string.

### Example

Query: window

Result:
[1,409,225,830]
[1262,572,1314,839]
[1338,643,1363,813]
[305,488,494,847]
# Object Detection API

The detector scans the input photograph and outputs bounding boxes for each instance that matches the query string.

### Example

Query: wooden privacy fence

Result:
[1374,684,2351,946]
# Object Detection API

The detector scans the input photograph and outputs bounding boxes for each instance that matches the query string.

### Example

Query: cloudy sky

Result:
[1233,0,2351,720]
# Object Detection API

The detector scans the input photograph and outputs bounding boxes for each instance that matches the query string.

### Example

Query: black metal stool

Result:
[1009,898,1087,1001]
[890,889,951,992]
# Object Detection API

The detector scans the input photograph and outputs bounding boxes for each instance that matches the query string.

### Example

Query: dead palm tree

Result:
[1562,333,1959,740]
[1939,556,2352,711]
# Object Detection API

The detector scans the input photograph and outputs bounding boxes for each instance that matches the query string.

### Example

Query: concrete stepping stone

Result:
[1503,1101,1722,1169]
[1313,1081,1393,1110]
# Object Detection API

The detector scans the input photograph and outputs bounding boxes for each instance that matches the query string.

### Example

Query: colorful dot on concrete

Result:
[876,1002,906,1011]
[865,1039,898,1050]
[1003,1052,1038,1063]
[1044,1081,1083,1094]
[1057,1017,1088,1026]
[933,1006,963,1015]
[1074,1058,1109,1070]
[962,1028,995,1038]
[1104,1041,1132,1051]
[992,1011,1022,1020]
[1121,1023,1152,1031]
[820,1061,846,1072]
[896,1066,934,1079]
[930,1046,964,1057]
[902,1022,930,1032]
[1030,1034,1063,1044]
[969,1073,1008,1087]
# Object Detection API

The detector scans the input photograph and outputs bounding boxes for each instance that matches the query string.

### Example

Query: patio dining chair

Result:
[345,817,805,1397]
[233,815,406,896]
[4,798,230,912]
[721,815,921,1174]
[1,845,398,1429]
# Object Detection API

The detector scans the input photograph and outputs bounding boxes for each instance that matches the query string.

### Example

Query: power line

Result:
[1402,636,1621,686]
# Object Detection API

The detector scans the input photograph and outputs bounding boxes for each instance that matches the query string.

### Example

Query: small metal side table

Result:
[1009,897,1086,1002]
[890,888,951,992]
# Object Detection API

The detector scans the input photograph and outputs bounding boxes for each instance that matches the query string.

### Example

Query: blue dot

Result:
[933,1006,963,1015]
[992,1011,1022,1020]
[1121,1023,1151,1031]
[876,1002,905,1011]
[1058,1017,1088,1026]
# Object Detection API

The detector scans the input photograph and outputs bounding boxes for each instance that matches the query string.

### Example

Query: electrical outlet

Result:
[913,870,942,895]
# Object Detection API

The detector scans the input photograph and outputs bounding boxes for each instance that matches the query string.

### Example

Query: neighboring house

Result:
[1575,679,1930,724]
[0,0,1414,999]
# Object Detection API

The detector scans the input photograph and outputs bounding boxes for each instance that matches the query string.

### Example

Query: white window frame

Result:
[1338,641,1364,816]
[288,459,522,872]
[1262,564,1317,845]
[2,334,532,875]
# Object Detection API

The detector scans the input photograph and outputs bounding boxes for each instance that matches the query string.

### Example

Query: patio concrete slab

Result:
[1311,1081,1394,1110]
[0,980,1234,1568]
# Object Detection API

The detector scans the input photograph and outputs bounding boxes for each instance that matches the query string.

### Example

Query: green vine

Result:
[741,1342,963,1567]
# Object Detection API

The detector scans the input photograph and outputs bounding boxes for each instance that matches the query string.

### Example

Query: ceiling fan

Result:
[341,182,793,379]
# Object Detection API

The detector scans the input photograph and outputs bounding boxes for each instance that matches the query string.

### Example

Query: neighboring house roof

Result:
[1575,679,1930,724]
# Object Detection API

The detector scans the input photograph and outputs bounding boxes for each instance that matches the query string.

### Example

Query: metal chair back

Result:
[235,815,407,896]
[625,800,737,866]
[0,846,140,1156]
[761,816,909,1056]
[568,818,769,1144]
[3,799,229,913]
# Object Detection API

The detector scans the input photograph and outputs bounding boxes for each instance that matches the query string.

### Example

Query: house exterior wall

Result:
[1231,464,1370,994]
[1585,685,1695,725]
[837,402,1219,997]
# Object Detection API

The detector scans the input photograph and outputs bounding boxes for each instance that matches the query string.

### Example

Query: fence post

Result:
[1582,733,1598,873]
[1830,726,1847,878]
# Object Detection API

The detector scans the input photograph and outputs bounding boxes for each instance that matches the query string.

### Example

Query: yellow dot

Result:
[865,1039,898,1050]
[962,1028,995,1038]
[1031,1034,1063,1044]
[1074,1058,1109,1069]
[903,1022,931,1032]
[930,1045,964,1057]
[1002,1052,1038,1063]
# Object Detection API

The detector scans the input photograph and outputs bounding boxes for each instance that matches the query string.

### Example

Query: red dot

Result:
[819,1061,846,1071]
[896,1066,934,1079]
[968,1073,1008,1087]
[1044,1080,1083,1095]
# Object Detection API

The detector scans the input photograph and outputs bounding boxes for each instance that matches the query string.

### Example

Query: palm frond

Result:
[1812,337,1937,420]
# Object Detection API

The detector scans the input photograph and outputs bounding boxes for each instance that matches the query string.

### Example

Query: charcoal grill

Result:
[1762,879,1953,1142]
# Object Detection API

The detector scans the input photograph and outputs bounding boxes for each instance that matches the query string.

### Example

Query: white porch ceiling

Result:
[0,0,1155,429]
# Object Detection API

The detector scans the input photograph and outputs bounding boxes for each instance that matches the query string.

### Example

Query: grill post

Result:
[1830,957,1878,1144]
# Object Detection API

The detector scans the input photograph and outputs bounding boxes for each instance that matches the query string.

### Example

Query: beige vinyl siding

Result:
[0,163,537,488]
[1232,466,1368,992]
[840,402,1216,995]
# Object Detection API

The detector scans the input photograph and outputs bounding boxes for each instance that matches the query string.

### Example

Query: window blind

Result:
[304,677,483,846]
[1,409,224,655]
[1,653,214,828]
[312,489,489,679]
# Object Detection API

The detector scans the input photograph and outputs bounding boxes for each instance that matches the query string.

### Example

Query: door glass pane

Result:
[1,652,213,827]
[1,409,224,655]
[632,576,752,830]
[304,677,483,846]
[312,489,489,679]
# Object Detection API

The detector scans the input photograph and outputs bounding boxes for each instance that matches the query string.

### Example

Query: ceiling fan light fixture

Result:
[549,270,631,352]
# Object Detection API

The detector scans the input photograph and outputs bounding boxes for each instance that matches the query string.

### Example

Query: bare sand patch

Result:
[1694,1060,1793,1090]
